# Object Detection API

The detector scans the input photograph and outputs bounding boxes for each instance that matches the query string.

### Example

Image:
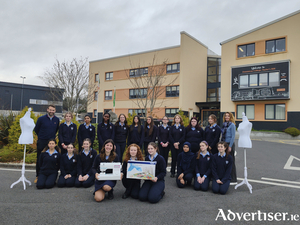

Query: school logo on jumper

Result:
[124,127,126,130]
[207,157,210,161]
[73,159,76,162]
[110,126,112,129]
[212,129,215,132]
[71,127,73,130]
[90,155,93,158]
[226,161,229,164]
[90,128,92,131]
[54,155,57,158]
[180,129,182,131]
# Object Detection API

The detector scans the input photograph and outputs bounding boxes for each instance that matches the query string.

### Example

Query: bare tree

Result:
[126,54,178,118]
[40,57,91,113]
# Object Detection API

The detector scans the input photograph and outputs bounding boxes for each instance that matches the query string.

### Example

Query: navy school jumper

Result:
[176,152,196,188]
[204,125,221,155]
[114,123,129,162]
[185,128,204,153]
[97,122,115,151]
[144,125,158,154]
[58,122,77,154]
[194,152,212,191]
[139,154,166,203]
[157,125,170,165]
[128,125,144,148]
[36,150,61,189]
[78,124,95,150]
[121,160,141,199]
[57,153,78,187]
[169,125,186,174]
[211,153,233,195]
[75,149,97,188]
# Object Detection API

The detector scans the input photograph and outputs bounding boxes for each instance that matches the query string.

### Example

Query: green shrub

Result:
[178,110,190,127]
[127,111,137,126]
[0,111,16,148]
[25,153,37,164]
[284,127,300,137]
[0,146,23,162]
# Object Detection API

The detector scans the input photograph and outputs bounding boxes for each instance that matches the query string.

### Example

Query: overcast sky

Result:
[1,0,299,86]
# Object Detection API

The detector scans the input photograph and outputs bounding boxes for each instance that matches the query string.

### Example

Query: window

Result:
[105,72,113,80]
[128,108,146,116]
[265,104,285,120]
[266,38,286,54]
[166,86,179,97]
[239,72,280,88]
[95,74,99,83]
[207,88,220,102]
[238,43,255,58]
[105,90,112,100]
[237,105,254,119]
[93,109,97,118]
[94,91,98,101]
[165,108,179,118]
[129,68,148,77]
[166,63,180,73]
[207,57,221,84]
[129,88,147,99]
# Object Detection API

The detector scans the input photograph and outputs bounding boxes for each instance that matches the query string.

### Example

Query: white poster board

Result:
[97,162,121,180]
[126,160,156,180]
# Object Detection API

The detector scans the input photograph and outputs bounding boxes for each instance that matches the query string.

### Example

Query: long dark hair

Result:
[186,117,201,132]
[42,139,61,153]
[130,115,142,133]
[101,112,110,125]
[99,139,116,162]
[115,113,128,127]
[144,115,154,136]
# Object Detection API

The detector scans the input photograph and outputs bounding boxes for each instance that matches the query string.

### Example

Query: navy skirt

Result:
[94,180,117,192]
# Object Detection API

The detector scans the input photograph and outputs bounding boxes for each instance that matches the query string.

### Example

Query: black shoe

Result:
[161,191,165,198]
[122,192,130,199]
[170,173,175,178]
[108,190,114,200]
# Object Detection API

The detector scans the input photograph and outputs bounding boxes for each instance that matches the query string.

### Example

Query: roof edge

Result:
[180,31,208,49]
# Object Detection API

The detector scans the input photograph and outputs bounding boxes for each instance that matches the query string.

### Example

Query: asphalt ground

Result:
[0,139,299,225]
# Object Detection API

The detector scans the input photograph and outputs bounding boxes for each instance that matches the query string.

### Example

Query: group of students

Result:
[35,109,237,202]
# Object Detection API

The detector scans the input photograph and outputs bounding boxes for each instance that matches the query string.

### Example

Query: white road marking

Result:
[261,177,300,185]
[283,155,300,171]
[237,178,300,189]
[0,168,35,172]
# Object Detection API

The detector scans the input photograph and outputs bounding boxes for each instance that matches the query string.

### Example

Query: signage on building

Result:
[231,61,289,101]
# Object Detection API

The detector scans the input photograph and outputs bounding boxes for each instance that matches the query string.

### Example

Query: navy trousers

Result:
[57,175,76,187]
[115,142,126,162]
[194,176,210,191]
[176,172,194,188]
[122,177,141,199]
[159,144,170,167]
[212,179,230,195]
[139,180,165,203]
[36,172,58,189]
[75,175,95,188]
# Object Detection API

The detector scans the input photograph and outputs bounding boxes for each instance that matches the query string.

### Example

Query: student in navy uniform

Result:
[75,138,97,188]
[36,139,61,189]
[211,141,233,195]
[176,142,195,188]
[221,112,237,184]
[194,141,211,191]
[58,112,77,155]
[34,105,60,183]
[139,142,166,203]
[121,144,144,199]
[114,114,129,162]
[93,139,119,202]
[185,117,204,153]
[57,143,77,188]
[78,115,95,152]
[169,114,186,178]
[97,112,115,152]
[204,114,221,155]
[128,115,144,150]
[143,116,158,156]
[157,116,170,166]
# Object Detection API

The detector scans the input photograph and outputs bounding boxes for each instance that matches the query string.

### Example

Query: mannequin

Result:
[238,113,252,148]
[19,108,35,144]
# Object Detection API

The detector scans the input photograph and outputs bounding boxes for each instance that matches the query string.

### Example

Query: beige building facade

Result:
[88,32,220,124]
[220,10,300,130]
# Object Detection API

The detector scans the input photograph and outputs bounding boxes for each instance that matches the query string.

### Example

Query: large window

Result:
[265,104,285,120]
[207,88,220,102]
[129,88,147,99]
[129,68,148,77]
[166,63,180,73]
[166,86,179,97]
[105,90,112,100]
[105,72,113,80]
[94,91,98,101]
[93,109,97,118]
[95,73,99,83]
[238,43,255,58]
[165,108,179,118]
[239,72,280,88]
[207,58,221,83]
[237,105,254,119]
[266,38,286,54]
[128,108,146,116]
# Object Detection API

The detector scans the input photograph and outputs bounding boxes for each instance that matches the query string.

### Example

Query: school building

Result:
[88,31,221,125]
[220,9,300,130]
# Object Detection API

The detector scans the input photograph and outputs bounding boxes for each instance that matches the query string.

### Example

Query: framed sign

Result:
[126,160,156,180]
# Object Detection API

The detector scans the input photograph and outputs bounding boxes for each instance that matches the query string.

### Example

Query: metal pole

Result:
[10,94,13,111]
[20,76,26,111]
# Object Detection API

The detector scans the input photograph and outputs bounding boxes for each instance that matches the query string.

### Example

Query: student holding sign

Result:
[139,142,166,203]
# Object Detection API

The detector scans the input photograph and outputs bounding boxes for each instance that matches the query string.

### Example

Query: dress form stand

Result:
[234,112,252,194]
[10,145,32,190]
[10,108,35,190]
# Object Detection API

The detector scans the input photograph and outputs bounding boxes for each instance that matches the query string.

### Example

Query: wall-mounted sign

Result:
[231,61,289,101]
